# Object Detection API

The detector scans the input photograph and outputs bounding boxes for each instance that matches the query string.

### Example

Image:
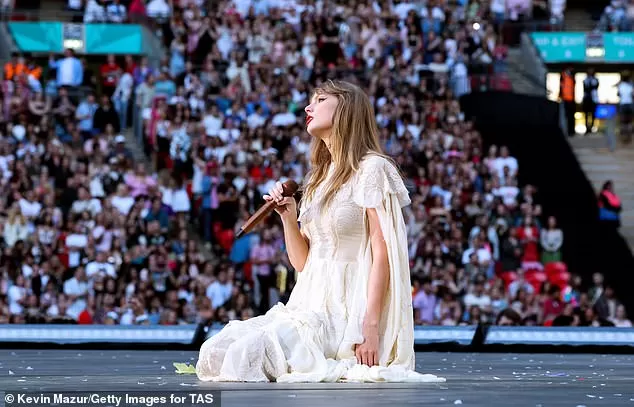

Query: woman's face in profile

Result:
[304,93,338,139]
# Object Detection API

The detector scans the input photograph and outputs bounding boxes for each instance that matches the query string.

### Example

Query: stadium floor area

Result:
[1,350,633,406]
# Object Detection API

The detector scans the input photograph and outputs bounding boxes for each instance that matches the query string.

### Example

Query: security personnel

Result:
[560,66,576,137]
[583,68,599,134]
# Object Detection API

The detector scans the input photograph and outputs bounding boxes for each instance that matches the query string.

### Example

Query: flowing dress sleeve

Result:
[353,155,411,210]
[350,154,419,376]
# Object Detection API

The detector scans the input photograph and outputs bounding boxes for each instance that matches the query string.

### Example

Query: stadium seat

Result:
[548,270,571,291]
[500,271,518,289]
[544,261,568,276]
[525,270,548,292]
[218,229,235,254]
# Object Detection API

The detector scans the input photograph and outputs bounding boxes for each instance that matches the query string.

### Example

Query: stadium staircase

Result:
[506,17,634,251]
[506,48,546,97]
[569,136,634,251]
[564,9,598,32]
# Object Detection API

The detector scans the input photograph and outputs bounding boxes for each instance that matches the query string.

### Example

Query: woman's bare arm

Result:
[364,207,390,327]
[282,218,310,272]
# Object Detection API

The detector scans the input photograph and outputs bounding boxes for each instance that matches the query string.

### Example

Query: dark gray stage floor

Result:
[1,350,634,406]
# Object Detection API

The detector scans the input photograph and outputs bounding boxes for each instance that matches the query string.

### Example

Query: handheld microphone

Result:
[235,180,300,239]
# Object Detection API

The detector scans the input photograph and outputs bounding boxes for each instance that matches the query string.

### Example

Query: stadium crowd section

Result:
[0,0,630,328]
[598,0,634,31]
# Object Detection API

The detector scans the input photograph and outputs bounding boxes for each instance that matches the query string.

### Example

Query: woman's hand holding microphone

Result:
[263,181,298,224]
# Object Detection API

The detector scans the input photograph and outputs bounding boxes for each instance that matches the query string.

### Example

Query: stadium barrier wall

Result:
[2,324,634,354]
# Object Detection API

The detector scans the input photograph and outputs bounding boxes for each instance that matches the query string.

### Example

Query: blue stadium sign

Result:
[532,32,634,63]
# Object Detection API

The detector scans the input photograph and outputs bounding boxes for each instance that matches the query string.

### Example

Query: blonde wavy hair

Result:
[302,80,391,210]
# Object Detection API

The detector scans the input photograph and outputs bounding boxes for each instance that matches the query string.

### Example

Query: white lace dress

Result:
[196,155,445,383]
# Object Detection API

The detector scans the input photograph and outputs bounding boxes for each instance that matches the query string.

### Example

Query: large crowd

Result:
[0,0,630,329]
[598,0,634,32]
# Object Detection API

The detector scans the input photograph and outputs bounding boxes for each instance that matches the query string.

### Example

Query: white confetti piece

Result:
[161,366,166,370]
[8,370,14,375]
[17,379,26,382]
[77,354,82,357]
[153,361,159,364]
[440,399,445,402]
[614,394,623,396]
[158,383,167,386]
[493,377,501,380]
[137,382,144,385]
[156,377,162,380]
[26,366,33,370]
[600,384,606,386]
[454,401,462,405]
[82,379,88,382]
[288,395,296,398]
[586,395,596,398]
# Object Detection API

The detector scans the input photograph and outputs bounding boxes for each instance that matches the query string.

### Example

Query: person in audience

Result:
[496,307,522,326]
[540,216,563,264]
[598,180,622,229]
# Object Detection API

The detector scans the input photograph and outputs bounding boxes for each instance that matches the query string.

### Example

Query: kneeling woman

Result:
[196,80,445,384]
